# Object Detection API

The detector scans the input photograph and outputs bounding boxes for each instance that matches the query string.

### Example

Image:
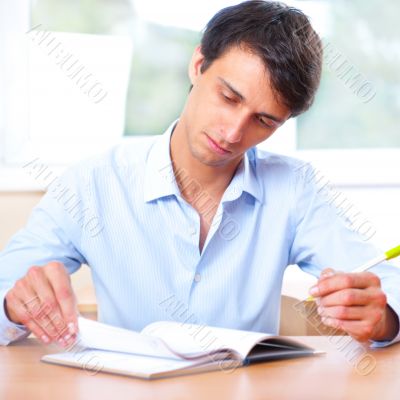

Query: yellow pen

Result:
[306,244,400,302]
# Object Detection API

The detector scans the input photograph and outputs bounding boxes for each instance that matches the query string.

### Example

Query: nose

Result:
[220,115,246,144]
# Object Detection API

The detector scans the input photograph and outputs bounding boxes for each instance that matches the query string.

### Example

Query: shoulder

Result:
[60,136,158,186]
[251,147,311,183]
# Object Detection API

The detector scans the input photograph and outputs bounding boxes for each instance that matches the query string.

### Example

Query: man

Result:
[1,1,399,348]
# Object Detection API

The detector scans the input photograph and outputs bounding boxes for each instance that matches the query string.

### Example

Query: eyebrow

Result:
[217,77,285,124]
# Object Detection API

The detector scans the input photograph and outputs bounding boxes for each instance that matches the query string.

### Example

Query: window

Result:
[298,0,400,150]
[30,0,203,138]
[295,0,400,185]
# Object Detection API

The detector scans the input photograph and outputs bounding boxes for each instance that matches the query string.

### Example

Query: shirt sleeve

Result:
[0,166,90,345]
[0,290,30,345]
[288,163,400,347]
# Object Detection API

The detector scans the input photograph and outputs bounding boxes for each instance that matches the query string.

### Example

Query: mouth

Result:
[205,134,231,155]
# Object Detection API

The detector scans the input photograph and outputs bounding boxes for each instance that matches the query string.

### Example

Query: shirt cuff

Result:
[0,289,30,345]
[370,294,400,348]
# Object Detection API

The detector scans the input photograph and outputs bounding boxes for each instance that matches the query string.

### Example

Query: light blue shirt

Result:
[1,121,400,346]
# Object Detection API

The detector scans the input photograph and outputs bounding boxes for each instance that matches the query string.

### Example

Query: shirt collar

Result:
[144,121,263,204]
[144,120,180,203]
[221,147,263,204]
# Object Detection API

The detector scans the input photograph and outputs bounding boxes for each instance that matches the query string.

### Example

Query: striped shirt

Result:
[1,121,400,347]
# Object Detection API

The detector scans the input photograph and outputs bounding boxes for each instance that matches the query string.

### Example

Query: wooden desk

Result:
[1,336,399,400]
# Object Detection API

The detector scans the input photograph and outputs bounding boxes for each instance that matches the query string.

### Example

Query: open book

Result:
[41,317,323,379]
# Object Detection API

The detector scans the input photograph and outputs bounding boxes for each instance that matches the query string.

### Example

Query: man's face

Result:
[180,45,291,168]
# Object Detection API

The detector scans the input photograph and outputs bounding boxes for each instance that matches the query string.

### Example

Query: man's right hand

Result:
[4,261,78,347]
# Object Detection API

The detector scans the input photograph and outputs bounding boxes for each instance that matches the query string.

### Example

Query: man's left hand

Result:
[309,268,399,343]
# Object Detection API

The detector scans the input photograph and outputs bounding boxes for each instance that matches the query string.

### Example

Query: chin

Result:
[195,151,234,168]
[189,134,235,167]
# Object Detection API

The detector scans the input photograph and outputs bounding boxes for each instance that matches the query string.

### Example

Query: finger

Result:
[5,291,51,344]
[321,286,386,310]
[64,333,78,349]
[44,262,78,335]
[319,288,372,307]
[318,304,367,321]
[320,316,341,330]
[336,319,376,342]
[310,272,381,298]
[319,268,336,280]
[14,274,61,341]
[25,267,68,342]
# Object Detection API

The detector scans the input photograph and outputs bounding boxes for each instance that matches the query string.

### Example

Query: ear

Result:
[188,45,205,85]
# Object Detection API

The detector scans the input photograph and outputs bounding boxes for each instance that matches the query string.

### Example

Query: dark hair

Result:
[200,1,323,117]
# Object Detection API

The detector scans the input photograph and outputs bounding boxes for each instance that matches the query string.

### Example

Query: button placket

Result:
[189,225,197,236]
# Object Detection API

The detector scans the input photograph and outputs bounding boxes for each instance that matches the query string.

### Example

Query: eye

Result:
[257,116,273,129]
[221,92,237,104]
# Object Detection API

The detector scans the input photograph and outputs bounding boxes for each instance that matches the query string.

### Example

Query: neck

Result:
[170,119,242,204]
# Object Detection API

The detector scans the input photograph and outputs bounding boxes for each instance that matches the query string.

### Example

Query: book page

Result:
[42,349,240,379]
[76,317,179,360]
[75,318,311,362]
[141,321,279,360]
[42,349,198,379]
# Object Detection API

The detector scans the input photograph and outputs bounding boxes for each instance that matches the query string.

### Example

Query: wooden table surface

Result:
[1,336,399,400]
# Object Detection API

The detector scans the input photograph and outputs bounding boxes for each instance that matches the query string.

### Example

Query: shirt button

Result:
[194,273,201,283]
[189,225,197,236]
